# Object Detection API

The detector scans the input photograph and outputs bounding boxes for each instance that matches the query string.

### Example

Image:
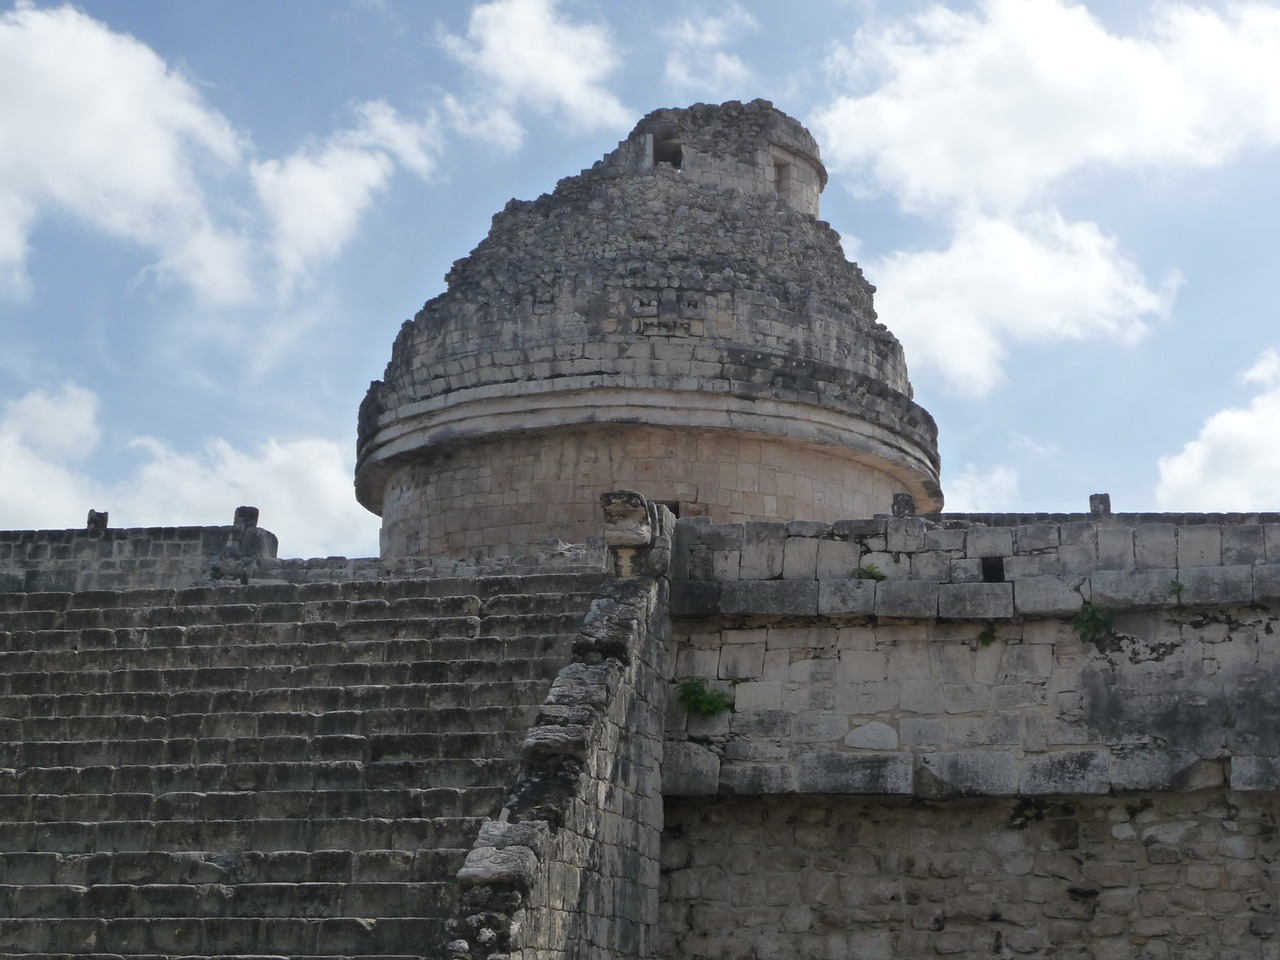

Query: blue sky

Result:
[2,0,1279,558]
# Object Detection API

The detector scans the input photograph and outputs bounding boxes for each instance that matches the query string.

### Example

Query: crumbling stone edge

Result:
[446,491,673,960]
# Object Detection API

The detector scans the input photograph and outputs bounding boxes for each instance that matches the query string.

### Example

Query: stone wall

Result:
[665,513,1280,798]
[378,427,901,558]
[660,792,1280,959]
[0,525,234,593]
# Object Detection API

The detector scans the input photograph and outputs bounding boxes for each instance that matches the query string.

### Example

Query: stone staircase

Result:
[0,573,604,959]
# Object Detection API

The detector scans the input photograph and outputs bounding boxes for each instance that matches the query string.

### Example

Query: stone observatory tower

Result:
[357,99,942,558]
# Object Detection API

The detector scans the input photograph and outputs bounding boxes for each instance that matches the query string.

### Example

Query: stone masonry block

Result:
[1222,525,1266,565]
[1013,577,1083,616]
[1088,568,1177,607]
[1133,524,1176,569]
[719,761,796,794]
[1229,755,1280,791]
[782,537,818,580]
[700,523,745,551]
[1096,528,1134,570]
[1019,749,1110,795]
[1267,524,1280,563]
[1178,524,1222,568]
[739,522,786,580]
[796,750,913,795]
[1014,525,1059,554]
[885,518,925,552]
[916,751,1018,798]
[1253,565,1280,602]
[718,643,765,680]
[817,579,875,616]
[1180,566,1253,605]
[664,741,721,796]
[937,582,1012,619]
[845,721,899,750]
[859,551,905,579]
[966,527,1012,559]
[721,580,818,616]
[874,581,937,619]
[816,538,858,578]
[950,558,982,583]
[834,518,885,539]
[923,527,966,552]
[786,520,831,538]
[909,551,951,581]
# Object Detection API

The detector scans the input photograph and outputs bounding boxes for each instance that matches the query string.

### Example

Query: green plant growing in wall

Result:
[1072,602,1117,648]
[677,678,733,717]
[1169,580,1185,604]
[856,563,887,582]
[976,625,998,647]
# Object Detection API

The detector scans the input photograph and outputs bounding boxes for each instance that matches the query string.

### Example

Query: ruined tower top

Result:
[598,99,827,217]
[357,100,942,559]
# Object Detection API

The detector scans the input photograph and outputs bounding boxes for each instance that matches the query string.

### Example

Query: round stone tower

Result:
[357,99,942,558]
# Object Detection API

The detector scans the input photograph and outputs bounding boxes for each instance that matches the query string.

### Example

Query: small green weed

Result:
[976,625,997,647]
[856,563,887,582]
[677,678,733,717]
[1072,602,1117,647]
[1169,580,1185,604]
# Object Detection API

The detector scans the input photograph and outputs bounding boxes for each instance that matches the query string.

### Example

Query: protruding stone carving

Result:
[600,490,672,578]
[86,510,108,536]
[892,492,917,518]
[210,505,279,584]
[1090,493,1112,516]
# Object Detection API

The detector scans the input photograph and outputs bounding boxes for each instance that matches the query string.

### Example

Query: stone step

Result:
[0,915,447,955]
[3,704,529,742]
[0,762,511,798]
[0,787,502,823]
[0,880,455,919]
[0,847,465,885]
[0,679,553,719]
[0,657,561,698]
[0,729,525,769]
[0,633,572,675]
[0,815,487,855]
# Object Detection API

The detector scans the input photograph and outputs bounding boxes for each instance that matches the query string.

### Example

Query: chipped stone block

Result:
[1177,524,1222,568]
[916,751,1017,798]
[721,580,817,615]
[1109,751,1223,792]
[719,643,765,680]
[817,579,875,616]
[795,750,912,794]
[1229,755,1280,791]
[458,844,541,890]
[1013,577,1083,616]
[786,520,831,538]
[793,713,850,744]
[834,518,885,539]
[720,761,796,794]
[1019,749,1110,795]
[664,741,721,795]
[845,721,899,750]
[782,537,818,580]
[885,518,926,552]
[923,527,966,552]
[1222,525,1266,565]
[950,558,983,584]
[1088,568,1178,607]
[909,550,951,581]
[1014,525,1059,554]
[816,538,858,579]
[1180,565,1253,605]
[937,582,1012,619]
[739,522,786,580]
[1253,565,1280,602]
[966,527,1012,559]
[874,581,937,619]
[1096,528,1134,570]
[1132,523,1175,569]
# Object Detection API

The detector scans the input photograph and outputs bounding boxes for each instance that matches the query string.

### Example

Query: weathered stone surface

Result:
[817,578,875,615]
[873,580,937,619]
[937,582,1012,619]
[795,750,912,794]
[664,741,721,795]
[1020,749,1110,795]
[915,751,1017,797]
[1013,576,1083,616]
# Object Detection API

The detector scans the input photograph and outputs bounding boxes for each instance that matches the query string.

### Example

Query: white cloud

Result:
[663,4,759,98]
[871,211,1175,395]
[440,0,628,142]
[816,0,1280,214]
[252,101,439,297]
[943,463,1020,513]
[0,384,379,558]
[1155,351,1280,510]
[0,4,252,304]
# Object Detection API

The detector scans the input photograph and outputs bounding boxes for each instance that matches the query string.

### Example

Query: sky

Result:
[2,0,1279,558]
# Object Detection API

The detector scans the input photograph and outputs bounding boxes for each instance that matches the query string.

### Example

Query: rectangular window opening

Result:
[981,556,1006,583]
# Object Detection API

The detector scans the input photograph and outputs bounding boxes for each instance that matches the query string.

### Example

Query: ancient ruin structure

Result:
[2,101,1279,959]
[356,100,941,559]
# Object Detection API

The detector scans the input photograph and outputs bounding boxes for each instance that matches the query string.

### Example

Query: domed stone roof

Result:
[357,99,941,558]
